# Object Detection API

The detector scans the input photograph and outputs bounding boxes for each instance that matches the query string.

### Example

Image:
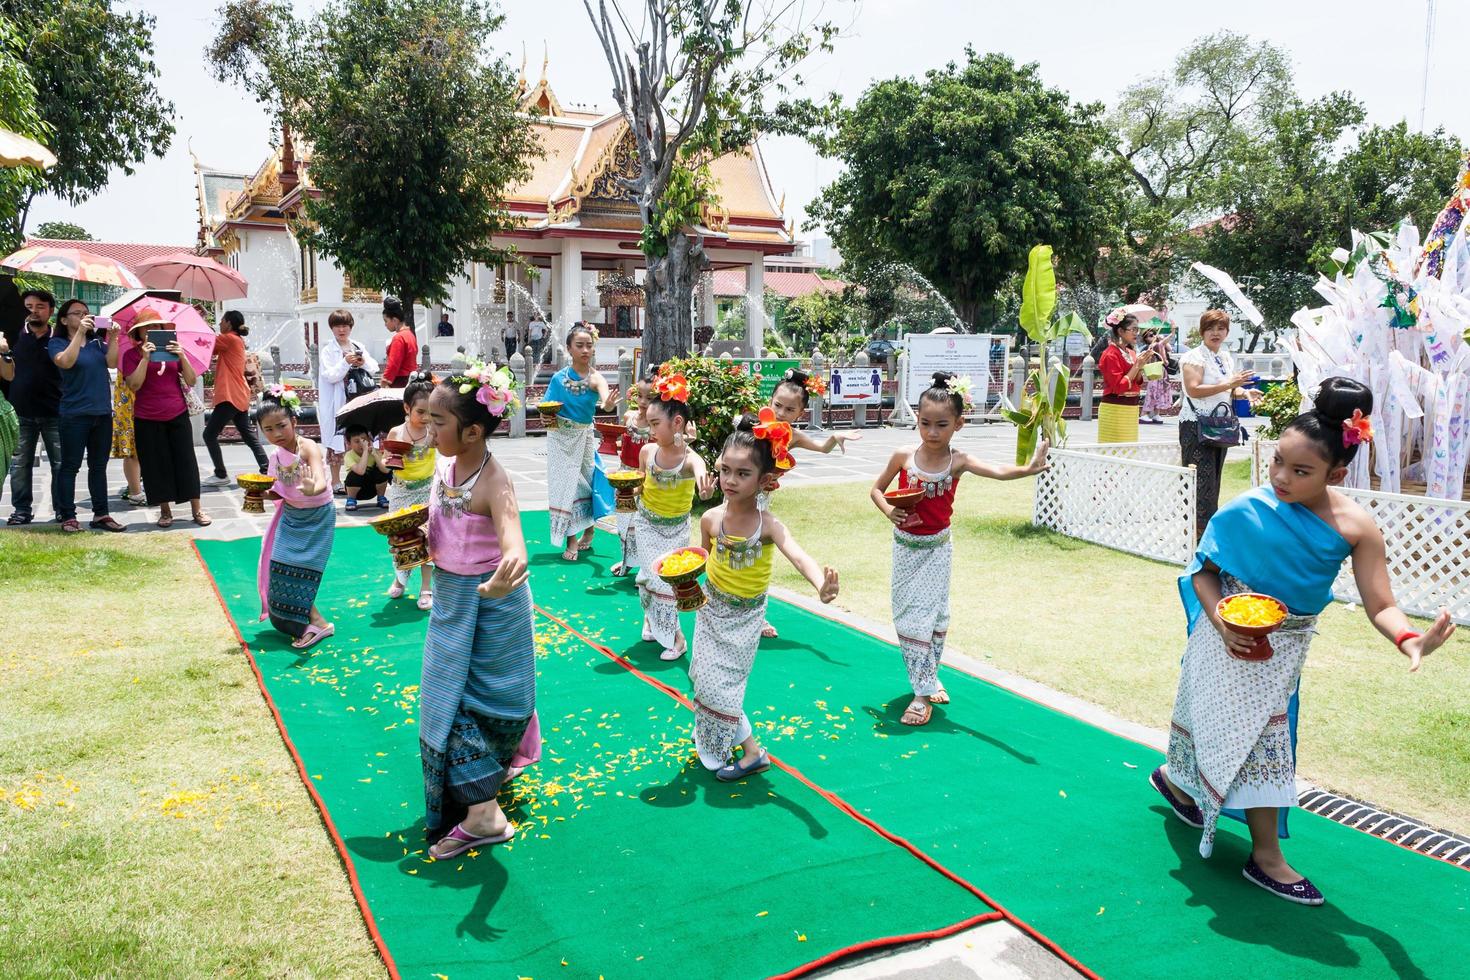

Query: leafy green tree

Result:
[33,220,92,241]
[1195,93,1462,348]
[809,50,1122,331]
[583,0,840,367]
[0,15,49,249]
[1,0,174,241]
[209,0,538,326]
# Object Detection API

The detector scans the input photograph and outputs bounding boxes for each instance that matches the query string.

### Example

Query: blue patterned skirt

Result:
[267,502,335,638]
[420,569,536,836]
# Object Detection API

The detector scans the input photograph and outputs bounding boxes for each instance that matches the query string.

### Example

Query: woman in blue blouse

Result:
[49,299,124,532]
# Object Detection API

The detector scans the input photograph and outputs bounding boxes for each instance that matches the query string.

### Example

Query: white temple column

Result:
[556,239,582,330]
[701,271,716,334]
[744,258,764,353]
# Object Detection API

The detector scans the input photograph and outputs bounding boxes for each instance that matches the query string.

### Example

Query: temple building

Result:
[194,64,795,371]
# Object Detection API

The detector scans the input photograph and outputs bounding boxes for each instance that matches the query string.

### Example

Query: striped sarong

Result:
[632,503,691,649]
[1166,575,1316,858]
[690,585,768,769]
[891,527,951,697]
[263,502,335,638]
[1097,401,1140,443]
[420,569,537,836]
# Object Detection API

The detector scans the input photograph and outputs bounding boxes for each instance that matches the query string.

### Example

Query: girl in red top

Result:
[870,371,1049,726]
[1096,309,1159,443]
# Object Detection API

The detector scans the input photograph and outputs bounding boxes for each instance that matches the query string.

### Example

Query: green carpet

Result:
[526,515,1470,980]
[195,527,990,979]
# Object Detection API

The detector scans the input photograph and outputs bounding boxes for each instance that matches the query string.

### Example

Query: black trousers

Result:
[203,399,268,477]
[135,412,202,506]
[1179,421,1228,536]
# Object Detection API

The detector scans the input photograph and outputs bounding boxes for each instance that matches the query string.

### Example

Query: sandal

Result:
[291,622,335,650]
[660,636,686,661]
[716,750,770,782]
[387,577,407,600]
[761,621,778,639]
[90,516,126,533]
[416,590,433,611]
[928,687,950,705]
[900,699,933,726]
[345,498,359,512]
[60,519,82,533]
[191,511,213,527]
[562,544,580,561]
[430,821,514,860]
[156,515,174,529]
[6,514,32,526]
[610,561,628,577]
[119,490,146,506]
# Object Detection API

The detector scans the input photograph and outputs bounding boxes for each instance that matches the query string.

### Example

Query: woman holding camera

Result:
[121,308,210,528]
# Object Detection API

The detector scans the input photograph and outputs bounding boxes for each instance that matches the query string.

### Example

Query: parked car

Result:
[866,339,898,361]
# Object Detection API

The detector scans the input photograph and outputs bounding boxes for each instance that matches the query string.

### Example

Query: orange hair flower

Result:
[1342,409,1373,447]
[753,406,795,470]
[653,372,689,402]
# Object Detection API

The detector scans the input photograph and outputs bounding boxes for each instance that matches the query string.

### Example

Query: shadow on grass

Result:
[1158,812,1429,978]
[346,821,511,943]
[862,697,1039,766]
[638,756,830,840]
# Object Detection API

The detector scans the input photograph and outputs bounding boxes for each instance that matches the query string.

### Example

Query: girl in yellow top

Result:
[383,372,438,609]
[632,372,715,660]
[690,415,839,781]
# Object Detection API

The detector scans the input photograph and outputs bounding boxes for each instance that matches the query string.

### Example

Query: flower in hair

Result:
[945,375,975,410]
[267,384,301,411]
[1342,409,1373,447]
[452,360,519,417]
[653,372,689,402]
[1104,308,1126,327]
[753,406,795,470]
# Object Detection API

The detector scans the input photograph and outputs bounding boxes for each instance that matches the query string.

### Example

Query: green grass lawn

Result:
[0,532,385,977]
[769,462,1470,836]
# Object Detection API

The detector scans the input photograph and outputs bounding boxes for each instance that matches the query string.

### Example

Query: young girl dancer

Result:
[870,372,1049,726]
[420,364,539,860]
[256,386,336,650]
[1153,378,1454,905]
[384,372,438,608]
[610,381,650,578]
[544,323,616,560]
[691,415,839,780]
[632,371,715,660]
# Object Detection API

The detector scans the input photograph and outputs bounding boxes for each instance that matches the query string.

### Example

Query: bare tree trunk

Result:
[642,233,703,367]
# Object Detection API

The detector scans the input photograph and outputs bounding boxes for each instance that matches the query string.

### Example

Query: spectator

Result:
[1,289,63,526]
[341,424,389,511]
[504,311,520,360]
[436,312,454,337]
[121,309,210,528]
[382,297,418,388]
[111,368,145,506]
[318,308,380,494]
[48,299,124,532]
[527,314,547,365]
[1179,309,1261,537]
[202,310,270,486]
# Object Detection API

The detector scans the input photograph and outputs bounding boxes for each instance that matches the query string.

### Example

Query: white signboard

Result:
[829,366,884,404]
[904,333,995,407]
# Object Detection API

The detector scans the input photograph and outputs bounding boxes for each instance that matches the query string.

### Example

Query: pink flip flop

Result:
[291,622,335,650]
[431,821,514,860]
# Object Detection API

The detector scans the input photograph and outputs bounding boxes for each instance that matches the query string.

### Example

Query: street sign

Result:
[829,366,883,404]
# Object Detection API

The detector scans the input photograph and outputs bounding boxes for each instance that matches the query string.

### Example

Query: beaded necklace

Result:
[649,446,687,488]
[716,510,765,570]
[275,436,305,487]
[906,449,955,498]
[437,452,490,517]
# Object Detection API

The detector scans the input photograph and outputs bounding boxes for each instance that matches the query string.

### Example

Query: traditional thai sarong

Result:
[544,366,614,547]
[632,451,696,649]
[1165,486,1351,857]
[615,425,649,570]
[387,435,436,511]
[691,516,773,769]
[890,454,958,696]
[1097,399,1141,443]
[256,444,336,638]
[420,454,538,838]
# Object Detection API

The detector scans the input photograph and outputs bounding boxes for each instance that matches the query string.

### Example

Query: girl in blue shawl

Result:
[1152,378,1455,906]
[543,323,615,560]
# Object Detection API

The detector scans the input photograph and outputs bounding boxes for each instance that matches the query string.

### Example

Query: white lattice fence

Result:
[1253,439,1470,624]
[1033,448,1197,565]
[1068,441,1183,466]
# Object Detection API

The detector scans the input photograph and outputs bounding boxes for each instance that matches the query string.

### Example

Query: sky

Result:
[26,0,1469,249]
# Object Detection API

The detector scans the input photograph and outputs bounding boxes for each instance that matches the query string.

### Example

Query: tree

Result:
[583,0,839,367]
[209,0,538,326]
[808,50,1122,330]
[34,220,92,241]
[1,0,174,239]
[1194,93,1462,347]
[0,15,49,249]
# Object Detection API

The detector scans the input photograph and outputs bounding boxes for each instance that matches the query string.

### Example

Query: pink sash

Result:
[258,446,334,621]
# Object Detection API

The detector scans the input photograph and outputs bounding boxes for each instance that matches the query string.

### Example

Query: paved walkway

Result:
[2,417,1257,543]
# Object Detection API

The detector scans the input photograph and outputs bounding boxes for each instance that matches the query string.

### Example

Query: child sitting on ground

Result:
[342,425,389,512]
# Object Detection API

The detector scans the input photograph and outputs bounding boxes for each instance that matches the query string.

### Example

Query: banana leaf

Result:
[1050,364,1069,415]
[1019,245,1056,342]
[1055,311,1091,341]
[1015,419,1039,465]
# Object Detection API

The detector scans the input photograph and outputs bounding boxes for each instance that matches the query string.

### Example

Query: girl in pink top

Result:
[419,363,539,860]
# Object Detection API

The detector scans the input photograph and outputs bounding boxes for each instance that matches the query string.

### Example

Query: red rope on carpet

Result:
[190,542,402,980]
[533,603,1101,980]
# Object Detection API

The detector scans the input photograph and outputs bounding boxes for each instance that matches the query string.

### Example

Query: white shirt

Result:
[528,319,546,340]
[317,338,379,453]
[1178,344,1235,422]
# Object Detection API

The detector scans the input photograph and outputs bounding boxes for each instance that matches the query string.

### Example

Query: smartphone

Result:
[92,315,112,334]
[148,329,179,362]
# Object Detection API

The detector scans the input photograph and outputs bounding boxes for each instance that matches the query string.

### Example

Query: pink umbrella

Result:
[1,244,144,289]
[133,252,249,301]
[113,296,217,375]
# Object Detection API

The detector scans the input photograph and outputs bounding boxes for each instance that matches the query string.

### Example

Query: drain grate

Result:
[1298,788,1470,866]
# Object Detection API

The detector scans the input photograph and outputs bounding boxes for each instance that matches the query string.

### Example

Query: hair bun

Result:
[1312,376,1373,425]
[732,413,755,433]
[783,368,809,384]
[931,370,956,387]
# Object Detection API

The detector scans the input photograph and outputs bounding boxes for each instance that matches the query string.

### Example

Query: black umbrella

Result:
[335,387,406,436]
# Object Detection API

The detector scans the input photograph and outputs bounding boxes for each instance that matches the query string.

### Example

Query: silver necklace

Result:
[650,447,686,488]
[715,511,764,570]
[437,453,490,516]
[906,450,954,498]
[276,436,304,487]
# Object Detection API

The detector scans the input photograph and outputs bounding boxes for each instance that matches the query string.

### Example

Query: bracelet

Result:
[1394,630,1422,651]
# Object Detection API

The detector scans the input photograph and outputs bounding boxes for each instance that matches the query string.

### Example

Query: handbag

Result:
[1191,399,1242,447]
[179,376,206,417]
[343,344,378,399]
